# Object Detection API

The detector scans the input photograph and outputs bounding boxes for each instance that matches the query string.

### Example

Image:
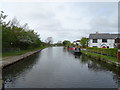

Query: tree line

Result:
[54,37,88,48]
[1,11,47,52]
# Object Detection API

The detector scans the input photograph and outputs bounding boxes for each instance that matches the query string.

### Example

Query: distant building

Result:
[73,40,81,46]
[88,33,120,48]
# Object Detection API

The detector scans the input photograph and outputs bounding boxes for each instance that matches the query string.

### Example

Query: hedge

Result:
[87,47,118,57]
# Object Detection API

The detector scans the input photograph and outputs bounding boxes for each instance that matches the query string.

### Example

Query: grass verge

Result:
[81,50,120,63]
[2,46,48,57]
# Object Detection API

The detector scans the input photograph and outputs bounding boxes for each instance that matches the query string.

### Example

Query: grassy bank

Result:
[2,46,48,57]
[87,47,117,57]
[81,50,120,67]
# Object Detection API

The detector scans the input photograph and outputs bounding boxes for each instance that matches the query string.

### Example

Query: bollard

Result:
[117,49,120,60]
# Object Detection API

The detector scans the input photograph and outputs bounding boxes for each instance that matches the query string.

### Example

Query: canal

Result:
[3,47,120,88]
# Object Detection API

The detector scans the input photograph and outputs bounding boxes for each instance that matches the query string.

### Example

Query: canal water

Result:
[3,47,120,88]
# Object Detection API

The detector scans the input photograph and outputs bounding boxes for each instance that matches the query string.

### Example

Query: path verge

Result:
[1,49,41,69]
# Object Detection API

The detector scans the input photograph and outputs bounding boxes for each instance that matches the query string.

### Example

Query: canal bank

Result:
[1,49,42,69]
[81,50,120,67]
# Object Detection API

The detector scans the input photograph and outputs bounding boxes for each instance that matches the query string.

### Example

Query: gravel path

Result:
[1,50,41,68]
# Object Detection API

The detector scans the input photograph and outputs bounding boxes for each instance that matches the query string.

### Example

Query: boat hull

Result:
[68,47,82,55]
[74,51,82,55]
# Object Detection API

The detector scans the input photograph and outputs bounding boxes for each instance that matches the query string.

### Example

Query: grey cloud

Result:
[90,15,118,32]
[29,11,56,20]
[2,2,118,43]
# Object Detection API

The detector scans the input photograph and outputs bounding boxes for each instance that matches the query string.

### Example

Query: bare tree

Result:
[10,17,20,27]
[22,23,29,31]
[46,37,53,44]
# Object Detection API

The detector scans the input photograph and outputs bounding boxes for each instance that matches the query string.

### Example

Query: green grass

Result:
[2,46,48,57]
[82,50,120,63]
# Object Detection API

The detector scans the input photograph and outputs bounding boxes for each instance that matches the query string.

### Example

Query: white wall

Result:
[88,39,115,48]
[88,39,99,47]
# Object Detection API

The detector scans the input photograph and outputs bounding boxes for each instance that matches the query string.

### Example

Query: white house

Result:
[88,33,120,48]
[73,40,81,46]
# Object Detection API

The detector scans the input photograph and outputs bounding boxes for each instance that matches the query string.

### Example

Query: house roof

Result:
[73,40,80,43]
[89,33,120,39]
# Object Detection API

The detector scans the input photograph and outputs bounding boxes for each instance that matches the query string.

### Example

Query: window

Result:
[93,39,97,43]
[102,39,107,43]
[115,38,120,43]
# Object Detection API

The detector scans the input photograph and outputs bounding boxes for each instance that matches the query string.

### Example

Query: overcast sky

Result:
[1,1,118,43]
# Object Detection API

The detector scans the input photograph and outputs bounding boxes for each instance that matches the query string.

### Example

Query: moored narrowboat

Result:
[68,46,82,55]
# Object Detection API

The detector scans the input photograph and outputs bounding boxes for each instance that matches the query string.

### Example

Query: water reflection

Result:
[74,55,80,59]
[3,47,120,88]
[3,53,40,88]
[67,48,120,74]
[67,48,120,87]
[66,48,81,59]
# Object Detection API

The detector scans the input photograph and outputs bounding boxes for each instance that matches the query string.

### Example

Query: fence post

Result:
[118,49,120,60]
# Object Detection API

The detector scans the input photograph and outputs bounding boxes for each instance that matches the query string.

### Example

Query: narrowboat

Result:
[68,46,82,55]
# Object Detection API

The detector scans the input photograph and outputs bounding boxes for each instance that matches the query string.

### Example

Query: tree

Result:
[54,41,63,46]
[0,11,7,25]
[2,11,44,50]
[80,37,88,48]
[63,40,71,46]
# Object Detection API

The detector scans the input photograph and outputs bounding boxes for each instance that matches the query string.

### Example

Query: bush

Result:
[87,47,118,57]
